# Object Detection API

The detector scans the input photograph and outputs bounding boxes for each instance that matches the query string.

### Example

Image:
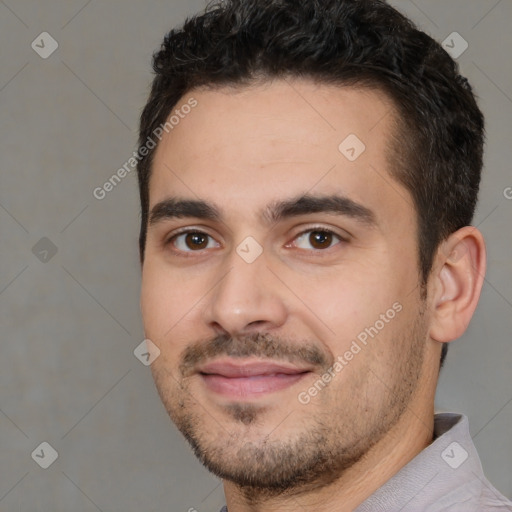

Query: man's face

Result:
[140,80,430,491]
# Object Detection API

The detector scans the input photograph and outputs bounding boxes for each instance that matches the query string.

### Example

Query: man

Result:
[136,0,512,510]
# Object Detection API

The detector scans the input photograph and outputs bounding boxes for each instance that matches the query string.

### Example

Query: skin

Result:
[139,79,486,511]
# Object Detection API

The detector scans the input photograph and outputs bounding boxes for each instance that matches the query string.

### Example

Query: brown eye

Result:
[185,232,208,250]
[293,229,342,250]
[309,230,333,249]
[170,231,218,252]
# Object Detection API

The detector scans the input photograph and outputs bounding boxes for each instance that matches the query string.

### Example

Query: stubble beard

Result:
[150,313,427,500]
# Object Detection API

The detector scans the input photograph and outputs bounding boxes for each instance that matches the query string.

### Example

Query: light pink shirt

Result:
[355,413,512,511]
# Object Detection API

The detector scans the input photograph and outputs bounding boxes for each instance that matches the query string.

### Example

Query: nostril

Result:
[247,320,266,328]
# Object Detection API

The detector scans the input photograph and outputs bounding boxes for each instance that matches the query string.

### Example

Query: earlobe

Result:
[429,226,486,343]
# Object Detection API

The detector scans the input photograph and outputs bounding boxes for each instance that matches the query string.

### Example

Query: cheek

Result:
[288,264,394,330]
[288,270,410,375]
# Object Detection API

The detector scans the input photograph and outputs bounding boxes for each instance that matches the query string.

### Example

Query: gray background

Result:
[1,0,511,510]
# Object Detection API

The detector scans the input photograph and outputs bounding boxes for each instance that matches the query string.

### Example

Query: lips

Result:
[198,359,311,377]
[197,359,312,398]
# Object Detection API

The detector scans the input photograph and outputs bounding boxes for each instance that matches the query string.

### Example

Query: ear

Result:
[429,226,486,343]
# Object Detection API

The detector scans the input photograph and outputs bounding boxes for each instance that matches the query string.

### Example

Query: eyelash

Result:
[165,226,347,256]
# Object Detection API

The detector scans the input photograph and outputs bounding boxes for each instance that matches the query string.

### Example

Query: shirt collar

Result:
[354,413,486,512]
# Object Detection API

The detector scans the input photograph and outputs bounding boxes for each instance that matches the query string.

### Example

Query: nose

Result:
[202,248,288,337]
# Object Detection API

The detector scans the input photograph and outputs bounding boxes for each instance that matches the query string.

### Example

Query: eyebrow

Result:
[149,198,221,226]
[148,193,376,228]
[263,194,376,227]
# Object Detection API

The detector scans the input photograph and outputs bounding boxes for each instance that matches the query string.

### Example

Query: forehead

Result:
[149,80,413,228]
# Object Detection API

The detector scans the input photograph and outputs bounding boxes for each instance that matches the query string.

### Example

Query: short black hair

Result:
[137,0,485,367]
